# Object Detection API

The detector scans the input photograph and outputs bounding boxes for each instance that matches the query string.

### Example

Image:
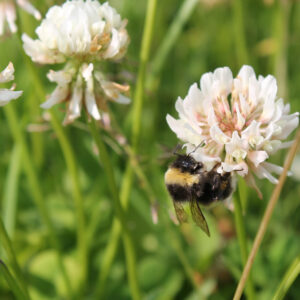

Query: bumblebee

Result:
[165,154,233,236]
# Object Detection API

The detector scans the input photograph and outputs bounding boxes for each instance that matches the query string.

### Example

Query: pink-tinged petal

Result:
[247,150,268,167]
[274,113,299,140]
[210,124,230,144]
[175,97,190,121]
[184,83,202,114]
[206,105,218,126]
[166,115,204,145]
[271,98,284,122]
[225,131,248,161]
[238,93,250,116]
[200,72,214,98]
[237,65,256,84]
[262,140,281,154]
[259,75,277,122]
[213,67,233,96]
[234,102,245,130]
[241,120,263,148]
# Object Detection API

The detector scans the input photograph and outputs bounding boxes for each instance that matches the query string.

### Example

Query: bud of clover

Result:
[22,0,130,125]
[167,66,299,197]
[0,62,22,106]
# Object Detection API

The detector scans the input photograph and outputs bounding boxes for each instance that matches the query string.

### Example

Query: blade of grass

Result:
[88,119,141,300]
[272,254,300,300]
[232,0,249,65]
[95,0,158,297]
[233,128,300,300]
[12,2,44,168]
[272,0,291,99]
[0,218,29,299]
[0,260,28,300]
[147,0,198,89]
[3,103,72,299]
[2,145,21,238]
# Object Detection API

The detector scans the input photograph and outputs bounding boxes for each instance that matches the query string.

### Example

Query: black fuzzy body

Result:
[165,155,232,205]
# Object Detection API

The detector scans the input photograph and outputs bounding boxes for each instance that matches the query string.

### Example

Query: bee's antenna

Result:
[187,141,206,156]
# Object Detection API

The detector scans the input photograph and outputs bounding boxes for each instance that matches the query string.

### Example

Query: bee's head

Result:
[172,155,203,173]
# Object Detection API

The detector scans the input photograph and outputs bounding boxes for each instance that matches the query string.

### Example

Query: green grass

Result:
[1,0,300,299]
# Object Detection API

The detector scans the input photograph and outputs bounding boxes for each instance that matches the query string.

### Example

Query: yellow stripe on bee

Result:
[165,168,200,186]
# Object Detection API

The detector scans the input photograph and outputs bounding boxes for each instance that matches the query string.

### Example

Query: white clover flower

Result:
[0,1,41,36]
[0,62,22,106]
[22,0,130,123]
[167,65,299,196]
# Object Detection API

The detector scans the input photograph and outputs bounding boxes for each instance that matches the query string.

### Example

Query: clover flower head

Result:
[0,62,22,106]
[167,65,299,197]
[0,0,41,36]
[22,0,130,123]
[22,0,129,64]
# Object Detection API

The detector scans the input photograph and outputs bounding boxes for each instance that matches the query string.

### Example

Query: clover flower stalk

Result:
[0,62,22,105]
[0,0,41,36]
[167,65,299,198]
[22,0,130,125]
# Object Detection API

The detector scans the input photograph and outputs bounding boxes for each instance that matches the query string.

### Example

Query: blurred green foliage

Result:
[0,0,300,299]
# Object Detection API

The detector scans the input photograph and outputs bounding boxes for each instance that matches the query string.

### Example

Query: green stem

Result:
[272,254,300,300]
[12,9,87,290]
[88,120,141,300]
[13,0,44,168]
[2,145,21,238]
[131,0,158,149]
[48,111,87,292]
[0,260,28,300]
[233,194,255,300]
[95,0,157,296]
[0,218,30,300]
[232,0,249,65]
[3,104,72,299]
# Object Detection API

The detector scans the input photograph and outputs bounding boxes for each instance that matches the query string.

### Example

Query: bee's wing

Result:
[173,201,188,224]
[190,198,210,237]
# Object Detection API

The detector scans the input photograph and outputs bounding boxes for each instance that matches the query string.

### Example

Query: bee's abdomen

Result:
[166,184,190,202]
